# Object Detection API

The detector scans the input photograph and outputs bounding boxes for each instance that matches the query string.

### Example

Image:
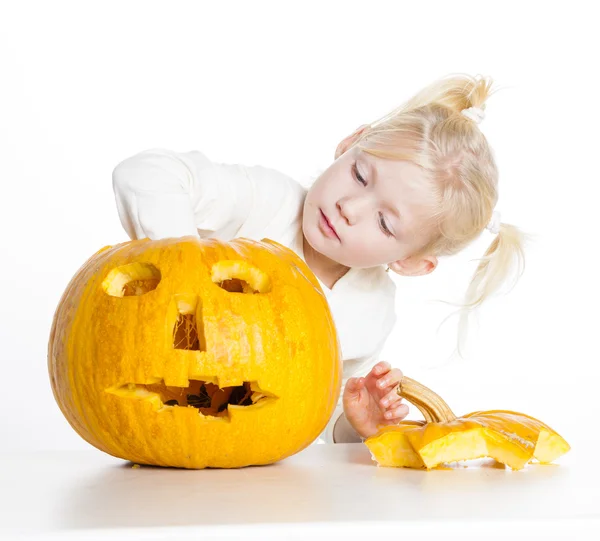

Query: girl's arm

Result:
[332,412,363,443]
[112,148,254,241]
[322,296,397,444]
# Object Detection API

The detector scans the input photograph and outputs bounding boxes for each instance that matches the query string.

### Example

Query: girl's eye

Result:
[379,212,393,237]
[352,163,394,238]
[353,163,367,186]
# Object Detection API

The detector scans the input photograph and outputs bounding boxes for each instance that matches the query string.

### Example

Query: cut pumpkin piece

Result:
[365,377,570,470]
[362,422,426,469]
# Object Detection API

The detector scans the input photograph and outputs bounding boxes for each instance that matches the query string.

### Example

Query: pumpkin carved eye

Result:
[102,262,161,297]
[211,260,271,294]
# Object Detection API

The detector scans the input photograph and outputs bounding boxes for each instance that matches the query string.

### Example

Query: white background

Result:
[1,0,598,454]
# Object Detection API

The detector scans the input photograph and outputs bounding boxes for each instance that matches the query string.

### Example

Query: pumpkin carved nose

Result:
[173,311,201,350]
[172,295,204,351]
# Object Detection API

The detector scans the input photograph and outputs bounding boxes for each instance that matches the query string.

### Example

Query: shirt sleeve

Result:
[313,299,398,445]
[112,147,254,241]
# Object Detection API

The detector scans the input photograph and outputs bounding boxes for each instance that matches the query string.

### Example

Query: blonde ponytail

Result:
[455,222,527,357]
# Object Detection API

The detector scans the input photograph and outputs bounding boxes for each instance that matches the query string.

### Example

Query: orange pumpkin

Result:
[365,377,570,470]
[48,236,342,468]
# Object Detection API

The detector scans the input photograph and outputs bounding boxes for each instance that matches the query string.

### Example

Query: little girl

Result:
[112,73,525,445]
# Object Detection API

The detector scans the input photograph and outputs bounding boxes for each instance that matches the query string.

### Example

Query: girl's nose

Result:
[337,196,372,226]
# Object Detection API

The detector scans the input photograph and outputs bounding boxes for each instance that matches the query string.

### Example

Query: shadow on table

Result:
[54,443,573,529]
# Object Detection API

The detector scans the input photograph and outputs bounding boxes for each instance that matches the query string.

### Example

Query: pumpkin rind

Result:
[48,236,342,468]
[365,378,570,470]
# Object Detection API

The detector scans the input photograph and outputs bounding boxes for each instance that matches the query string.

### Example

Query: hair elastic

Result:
[461,106,485,124]
[486,210,501,235]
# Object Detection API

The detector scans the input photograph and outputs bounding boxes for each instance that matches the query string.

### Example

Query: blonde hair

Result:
[350,73,527,357]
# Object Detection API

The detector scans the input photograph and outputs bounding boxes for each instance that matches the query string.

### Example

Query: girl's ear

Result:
[388,255,438,277]
[335,124,370,160]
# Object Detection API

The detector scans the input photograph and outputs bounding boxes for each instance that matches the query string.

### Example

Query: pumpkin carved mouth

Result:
[107,379,277,418]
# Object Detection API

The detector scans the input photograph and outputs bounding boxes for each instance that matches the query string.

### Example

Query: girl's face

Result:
[302,143,437,270]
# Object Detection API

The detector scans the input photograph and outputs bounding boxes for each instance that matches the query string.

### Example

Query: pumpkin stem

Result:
[397,377,456,423]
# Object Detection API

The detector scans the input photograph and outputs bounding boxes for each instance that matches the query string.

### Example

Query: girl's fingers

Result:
[383,403,409,420]
[373,361,391,376]
[379,388,403,410]
[345,377,365,395]
[376,367,403,390]
[344,378,357,394]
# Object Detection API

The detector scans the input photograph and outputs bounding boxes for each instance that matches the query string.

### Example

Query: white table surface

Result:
[1,439,599,541]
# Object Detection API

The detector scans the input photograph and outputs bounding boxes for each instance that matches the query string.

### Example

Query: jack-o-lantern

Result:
[48,236,342,468]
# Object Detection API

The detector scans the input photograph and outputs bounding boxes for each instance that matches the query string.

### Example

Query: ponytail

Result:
[442,222,528,358]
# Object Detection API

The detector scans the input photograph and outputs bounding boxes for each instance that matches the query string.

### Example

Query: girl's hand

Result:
[342,361,409,439]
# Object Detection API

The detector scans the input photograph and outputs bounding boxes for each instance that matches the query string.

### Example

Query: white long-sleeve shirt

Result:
[112,147,397,444]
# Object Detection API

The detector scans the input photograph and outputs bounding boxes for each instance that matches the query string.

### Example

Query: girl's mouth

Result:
[319,209,340,241]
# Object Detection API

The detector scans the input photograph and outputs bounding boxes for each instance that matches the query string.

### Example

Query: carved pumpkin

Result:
[48,236,342,468]
[365,377,570,470]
